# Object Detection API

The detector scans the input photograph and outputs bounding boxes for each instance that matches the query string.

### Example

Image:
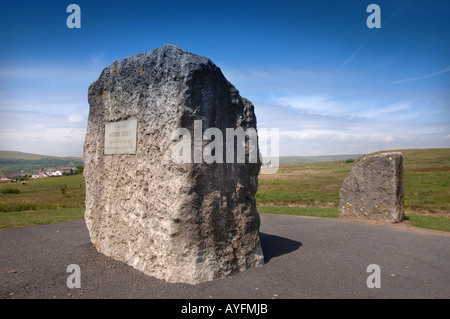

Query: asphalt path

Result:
[1,214,449,299]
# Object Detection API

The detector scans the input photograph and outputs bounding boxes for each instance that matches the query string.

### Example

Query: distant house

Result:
[30,170,49,179]
[46,168,62,177]
[0,176,12,183]
[52,170,62,177]
[59,167,76,174]
[39,171,49,179]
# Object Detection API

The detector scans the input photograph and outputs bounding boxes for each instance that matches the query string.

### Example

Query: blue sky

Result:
[0,0,449,157]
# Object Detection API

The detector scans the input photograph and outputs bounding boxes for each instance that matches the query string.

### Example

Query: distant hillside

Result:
[278,154,363,166]
[276,149,450,167]
[364,148,450,172]
[3,148,447,174]
[0,151,82,174]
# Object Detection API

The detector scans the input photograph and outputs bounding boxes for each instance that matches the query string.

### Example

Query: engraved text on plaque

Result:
[104,119,137,155]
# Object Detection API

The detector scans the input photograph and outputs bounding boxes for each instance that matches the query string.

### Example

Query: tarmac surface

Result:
[1,214,449,299]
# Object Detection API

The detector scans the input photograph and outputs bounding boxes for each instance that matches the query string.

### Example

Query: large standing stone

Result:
[338,152,405,223]
[83,44,264,284]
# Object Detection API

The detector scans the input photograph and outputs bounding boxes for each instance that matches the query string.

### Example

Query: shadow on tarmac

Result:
[260,232,302,263]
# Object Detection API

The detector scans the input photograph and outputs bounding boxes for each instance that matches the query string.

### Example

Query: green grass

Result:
[0,207,84,230]
[404,214,450,232]
[0,187,20,194]
[0,175,85,213]
[404,172,450,211]
[257,161,351,206]
[257,148,450,232]
[372,148,450,171]
[258,205,449,232]
[258,148,450,211]
[0,175,86,229]
[0,148,449,232]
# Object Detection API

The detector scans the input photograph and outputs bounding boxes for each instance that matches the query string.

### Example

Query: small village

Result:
[0,167,78,183]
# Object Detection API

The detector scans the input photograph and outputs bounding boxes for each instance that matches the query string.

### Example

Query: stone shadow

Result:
[260,233,302,263]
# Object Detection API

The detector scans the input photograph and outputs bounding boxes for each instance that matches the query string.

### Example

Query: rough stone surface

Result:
[339,152,405,223]
[83,44,264,284]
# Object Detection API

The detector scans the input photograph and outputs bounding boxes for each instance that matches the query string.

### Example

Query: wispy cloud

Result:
[254,95,450,156]
[0,63,101,82]
[0,111,87,157]
[221,66,339,98]
[353,101,411,119]
[337,31,376,72]
[270,95,352,117]
[89,52,106,67]
[68,114,86,124]
[0,61,93,156]
[337,1,411,73]
[392,66,450,85]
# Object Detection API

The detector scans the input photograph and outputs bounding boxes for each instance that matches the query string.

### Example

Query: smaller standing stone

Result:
[339,152,405,223]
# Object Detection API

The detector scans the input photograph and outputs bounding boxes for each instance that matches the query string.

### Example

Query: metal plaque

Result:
[104,119,137,155]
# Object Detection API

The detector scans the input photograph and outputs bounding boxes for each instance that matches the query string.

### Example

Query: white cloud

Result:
[0,60,95,156]
[0,126,86,157]
[68,114,85,124]
[221,66,341,100]
[270,95,353,117]
[354,102,411,119]
[1,59,448,158]
[338,31,377,72]
[0,93,87,154]
[392,66,450,85]
[89,52,106,66]
[0,99,88,157]
[253,98,450,156]
[0,64,101,82]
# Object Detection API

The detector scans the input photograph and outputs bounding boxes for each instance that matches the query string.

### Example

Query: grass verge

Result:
[0,207,84,230]
[258,205,449,232]
[1,205,448,232]
[404,214,450,232]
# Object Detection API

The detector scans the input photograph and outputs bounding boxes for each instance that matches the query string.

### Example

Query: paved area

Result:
[1,214,449,299]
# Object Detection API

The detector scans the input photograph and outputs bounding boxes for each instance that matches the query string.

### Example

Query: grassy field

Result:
[0,148,449,232]
[0,175,85,229]
[257,148,450,232]
[0,207,84,229]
